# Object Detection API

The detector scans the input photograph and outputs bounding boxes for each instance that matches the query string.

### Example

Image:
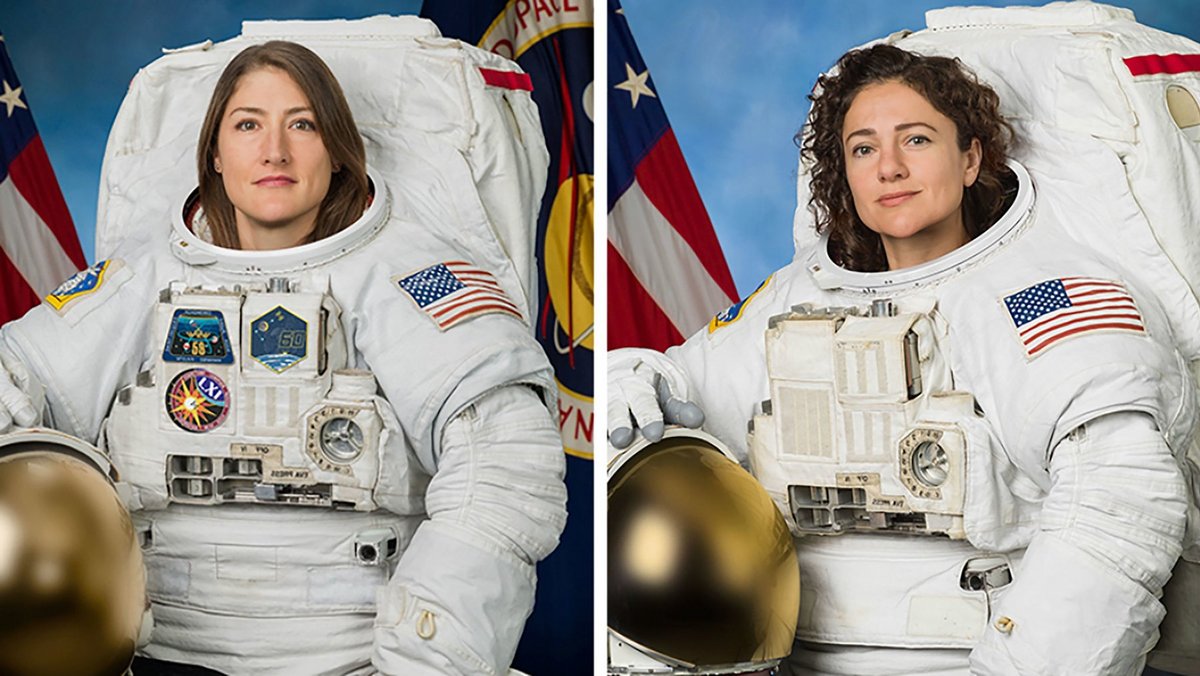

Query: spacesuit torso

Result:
[664,161,1199,675]
[1,172,560,675]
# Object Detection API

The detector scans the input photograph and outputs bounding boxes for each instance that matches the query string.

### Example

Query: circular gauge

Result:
[911,441,949,487]
[319,417,364,463]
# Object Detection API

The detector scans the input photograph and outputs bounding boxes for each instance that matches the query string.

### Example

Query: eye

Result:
[850,144,874,158]
[906,134,931,146]
[234,119,258,132]
[290,118,317,132]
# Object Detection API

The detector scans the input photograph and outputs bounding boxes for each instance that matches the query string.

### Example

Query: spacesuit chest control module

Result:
[748,300,976,540]
[108,281,388,518]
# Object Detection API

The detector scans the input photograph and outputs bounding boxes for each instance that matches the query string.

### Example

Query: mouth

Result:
[878,190,919,207]
[254,175,297,187]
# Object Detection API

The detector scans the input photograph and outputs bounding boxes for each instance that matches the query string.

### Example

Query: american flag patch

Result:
[395,261,522,330]
[1003,277,1145,357]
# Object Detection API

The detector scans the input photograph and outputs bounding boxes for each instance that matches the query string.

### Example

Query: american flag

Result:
[0,32,86,324]
[1003,277,1145,357]
[396,260,522,331]
[607,0,738,351]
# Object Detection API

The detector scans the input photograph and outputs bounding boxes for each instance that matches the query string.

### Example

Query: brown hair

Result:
[799,44,1014,272]
[196,41,369,249]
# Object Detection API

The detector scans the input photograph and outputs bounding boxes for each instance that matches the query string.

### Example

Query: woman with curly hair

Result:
[803,44,1015,274]
[610,43,1192,675]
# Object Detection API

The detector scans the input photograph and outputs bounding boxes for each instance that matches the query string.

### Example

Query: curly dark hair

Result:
[799,44,1014,272]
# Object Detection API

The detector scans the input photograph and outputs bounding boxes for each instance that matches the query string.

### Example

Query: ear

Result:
[213,152,223,174]
[963,138,982,187]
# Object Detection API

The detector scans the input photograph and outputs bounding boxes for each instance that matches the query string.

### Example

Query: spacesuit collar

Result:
[168,166,390,273]
[807,159,1034,296]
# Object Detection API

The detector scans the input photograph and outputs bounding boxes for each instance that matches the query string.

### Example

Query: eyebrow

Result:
[228,106,313,116]
[844,121,939,143]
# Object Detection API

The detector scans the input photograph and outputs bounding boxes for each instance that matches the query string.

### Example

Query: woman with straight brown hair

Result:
[0,37,566,676]
[194,40,371,250]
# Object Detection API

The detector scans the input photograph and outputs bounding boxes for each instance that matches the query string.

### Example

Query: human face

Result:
[842,80,981,269]
[213,67,333,250]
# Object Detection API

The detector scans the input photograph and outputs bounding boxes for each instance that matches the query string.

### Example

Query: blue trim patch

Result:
[250,306,308,373]
[163,309,233,364]
[45,260,111,310]
[708,275,772,334]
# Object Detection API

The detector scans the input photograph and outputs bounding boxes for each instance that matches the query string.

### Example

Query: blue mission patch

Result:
[250,306,308,373]
[163,309,233,364]
[708,275,772,334]
[45,260,111,310]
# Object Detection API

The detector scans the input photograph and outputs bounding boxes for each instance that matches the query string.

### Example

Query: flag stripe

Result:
[439,302,523,327]
[431,287,519,317]
[0,245,39,322]
[7,136,85,268]
[1019,298,1138,335]
[1123,53,1200,76]
[634,128,738,301]
[607,242,684,351]
[1028,321,1146,355]
[609,178,735,337]
[0,177,80,296]
[1022,309,1143,343]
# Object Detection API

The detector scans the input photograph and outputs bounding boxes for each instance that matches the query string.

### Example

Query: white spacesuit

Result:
[0,17,565,676]
[610,4,1200,675]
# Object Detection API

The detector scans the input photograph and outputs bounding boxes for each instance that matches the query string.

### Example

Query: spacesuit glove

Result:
[608,348,704,450]
[0,344,42,432]
[372,385,566,676]
[969,411,1185,675]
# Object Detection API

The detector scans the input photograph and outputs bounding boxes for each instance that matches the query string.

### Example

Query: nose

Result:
[876,144,907,182]
[262,126,290,166]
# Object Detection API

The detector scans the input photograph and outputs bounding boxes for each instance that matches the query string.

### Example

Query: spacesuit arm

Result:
[969,411,1186,675]
[0,256,150,441]
[371,384,567,676]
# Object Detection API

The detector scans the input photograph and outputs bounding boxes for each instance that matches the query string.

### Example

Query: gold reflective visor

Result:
[609,433,799,670]
[0,440,145,676]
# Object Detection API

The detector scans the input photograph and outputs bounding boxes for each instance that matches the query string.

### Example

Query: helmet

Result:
[0,429,147,676]
[608,428,799,675]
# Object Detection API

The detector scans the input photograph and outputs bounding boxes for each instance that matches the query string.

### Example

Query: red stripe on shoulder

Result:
[480,67,533,92]
[1124,53,1200,76]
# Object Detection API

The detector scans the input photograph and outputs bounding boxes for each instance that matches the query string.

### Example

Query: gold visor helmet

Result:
[608,428,799,675]
[0,429,147,676]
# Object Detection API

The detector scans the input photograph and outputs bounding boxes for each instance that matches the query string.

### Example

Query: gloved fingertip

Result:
[676,401,705,428]
[642,421,665,443]
[12,404,36,428]
[0,411,11,434]
[610,427,634,449]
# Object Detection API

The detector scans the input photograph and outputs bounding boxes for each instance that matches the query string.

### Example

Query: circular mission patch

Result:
[164,368,230,433]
